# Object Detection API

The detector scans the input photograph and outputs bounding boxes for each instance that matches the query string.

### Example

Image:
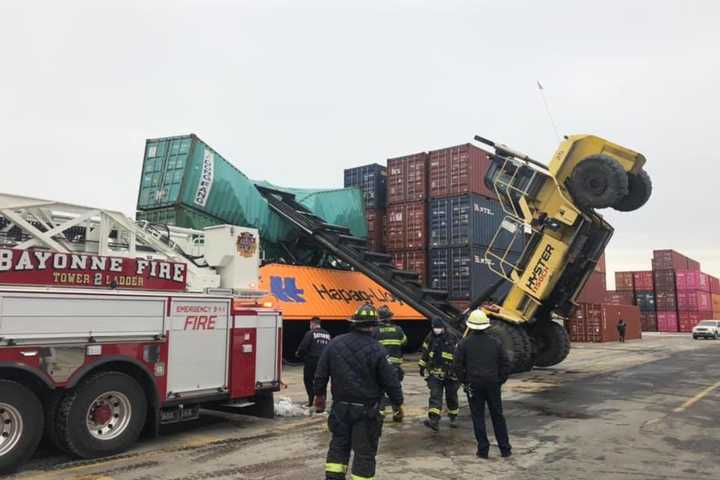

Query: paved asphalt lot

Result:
[9,333,720,480]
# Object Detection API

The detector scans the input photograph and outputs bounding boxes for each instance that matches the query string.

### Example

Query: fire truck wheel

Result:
[532,321,571,367]
[56,372,147,459]
[246,391,275,419]
[488,320,534,374]
[0,380,44,474]
[45,391,71,454]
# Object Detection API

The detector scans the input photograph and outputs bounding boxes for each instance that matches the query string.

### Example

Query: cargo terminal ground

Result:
[9,334,718,480]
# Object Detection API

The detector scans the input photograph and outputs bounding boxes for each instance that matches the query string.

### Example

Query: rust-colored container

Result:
[387,153,428,205]
[713,294,720,315]
[569,303,641,342]
[655,290,678,311]
[428,144,496,199]
[640,312,657,331]
[678,311,713,332]
[385,201,427,251]
[686,257,701,272]
[604,290,635,305]
[675,271,710,291]
[366,208,385,252]
[710,276,720,294]
[632,271,654,291]
[595,252,607,273]
[390,250,427,286]
[652,249,688,271]
[677,290,712,312]
[576,271,607,304]
[615,272,635,291]
[653,269,676,291]
[657,311,679,332]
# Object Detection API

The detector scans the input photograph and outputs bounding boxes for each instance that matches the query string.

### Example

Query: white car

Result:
[692,320,720,340]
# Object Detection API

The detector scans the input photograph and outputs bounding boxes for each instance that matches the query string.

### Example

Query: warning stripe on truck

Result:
[259,263,424,321]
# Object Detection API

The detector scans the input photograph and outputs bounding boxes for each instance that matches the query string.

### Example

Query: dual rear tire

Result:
[0,372,147,474]
[489,319,571,373]
[570,155,652,212]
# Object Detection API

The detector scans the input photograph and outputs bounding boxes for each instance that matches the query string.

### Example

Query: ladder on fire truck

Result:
[256,185,484,326]
[0,193,258,296]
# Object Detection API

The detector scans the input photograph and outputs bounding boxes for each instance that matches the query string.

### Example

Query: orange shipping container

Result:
[259,263,424,321]
[713,294,720,315]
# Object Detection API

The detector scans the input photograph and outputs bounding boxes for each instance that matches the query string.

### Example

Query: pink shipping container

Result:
[604,290,635,305]
[428,144,496,200]
[677,291,712,312]
[710,276,720,294]
[615,272,635,291]
[387,153,428,204]
[657,311,679,332]
[686,257,701,272]
[675,271,710,291]
[678,311,712,332]
[632,271,654,291]
[385,201,427,251]
[652,249,689,271]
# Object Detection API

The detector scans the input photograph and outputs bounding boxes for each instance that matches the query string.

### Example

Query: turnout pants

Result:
[426,375,460,419]
[303,357,319,405]
[326,401,383,480]
[380,366,404,413]
[467,382,511,455]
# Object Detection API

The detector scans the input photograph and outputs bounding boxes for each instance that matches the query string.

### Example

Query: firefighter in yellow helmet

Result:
[314,303,404,480]
[374,305,407,421]
[454,309,512,459]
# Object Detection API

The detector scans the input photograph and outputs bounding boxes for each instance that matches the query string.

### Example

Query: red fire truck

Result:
[0,194,283,472]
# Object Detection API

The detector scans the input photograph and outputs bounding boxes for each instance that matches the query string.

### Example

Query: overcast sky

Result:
[2,1,719,286]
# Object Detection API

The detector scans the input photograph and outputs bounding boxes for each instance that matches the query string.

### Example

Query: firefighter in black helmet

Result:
[419,318,461,431]
[374,305,407,421]
[314,303,404,480]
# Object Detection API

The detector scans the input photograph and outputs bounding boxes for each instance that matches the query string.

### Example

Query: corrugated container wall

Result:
[675,271,710,291]
[615,272,635,292]
[710,276,720,294]
[576,271,607,304]
[428,247,519,301]
[634,291,656,312]
[640,312,658,332]
[366,208,385,252]
[387,153,428,204]
[386,202,427,251]
[390,250,427,286]
[568,304,641,342]
[653,270,676,291]
[632,271,654,291]
[344,163,387,210]
[428,194,522,251]
[686,257,701,272]
[712,294,720,315]
[604,291,635,305]
[657,311,679,332]
[652,249,689,271]
[428,144,496,199]
[677,291,712,312]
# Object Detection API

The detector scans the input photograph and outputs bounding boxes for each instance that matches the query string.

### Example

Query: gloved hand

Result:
[314,395,326,414]
[392,405,404,423]
[419,367,426,378]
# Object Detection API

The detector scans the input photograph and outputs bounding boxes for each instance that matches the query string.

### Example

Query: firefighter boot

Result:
[423,415,440,432]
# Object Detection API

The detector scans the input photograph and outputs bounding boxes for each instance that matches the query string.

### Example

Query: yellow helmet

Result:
[467,309,491,330]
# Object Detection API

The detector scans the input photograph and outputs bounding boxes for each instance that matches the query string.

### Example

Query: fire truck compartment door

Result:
[255,312,281,384]
[167,299,230,397]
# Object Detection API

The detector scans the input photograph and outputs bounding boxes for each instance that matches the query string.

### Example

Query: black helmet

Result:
[349,303,379,326]
[431,318,445,329]
[377,305,393,321]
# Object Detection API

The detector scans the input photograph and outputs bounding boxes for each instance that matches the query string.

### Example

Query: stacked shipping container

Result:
[385,152,429,283]
[676,271,713,332]
[566,304,641,343]
[344,164,387,252]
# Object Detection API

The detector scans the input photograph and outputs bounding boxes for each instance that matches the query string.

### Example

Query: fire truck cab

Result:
[0,194,282,473]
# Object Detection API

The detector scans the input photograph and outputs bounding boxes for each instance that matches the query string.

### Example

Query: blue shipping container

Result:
[344,163,387,210]
[428,194,523,252]
[429,247,522,301]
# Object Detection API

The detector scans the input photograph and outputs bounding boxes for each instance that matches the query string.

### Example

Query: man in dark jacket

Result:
[454,309,512,459]
[374,305,407,421]
[419,318,461,431]
[314,303,404,480]
[295,317,331,407]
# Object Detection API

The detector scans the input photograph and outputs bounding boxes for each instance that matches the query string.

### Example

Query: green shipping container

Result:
[136,134,367,242]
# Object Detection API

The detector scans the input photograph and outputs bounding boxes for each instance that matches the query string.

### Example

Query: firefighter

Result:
[295,316,331,407]
[419,318,461,432]
[374,305,407,422]
[314,303,404,480]
[453,309,512,459]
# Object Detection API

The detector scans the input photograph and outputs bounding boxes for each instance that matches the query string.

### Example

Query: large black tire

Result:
[569,155,629,209]
[44,391,69,454]
[0,380,44,474]
[488,320,534,373]
[531,321,571,367]
[56,372,147,459]
[613,169,652,212]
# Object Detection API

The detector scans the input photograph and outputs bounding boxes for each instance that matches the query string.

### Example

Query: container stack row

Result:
[566,303,641,343]
[343,163,387,252]
[607,249,720,333]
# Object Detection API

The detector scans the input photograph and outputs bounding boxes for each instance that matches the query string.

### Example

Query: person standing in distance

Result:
[295,317,331,407]
[617,318,627,343]
[419,318,461,431]
[374,305,407,422]
[454,309,512,459]
[314,303,404,480]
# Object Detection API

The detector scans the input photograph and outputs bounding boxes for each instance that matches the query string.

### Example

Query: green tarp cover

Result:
[137,135,367,242]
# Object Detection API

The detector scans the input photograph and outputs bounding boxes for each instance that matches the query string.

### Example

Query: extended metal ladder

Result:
[256,185,462,325]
